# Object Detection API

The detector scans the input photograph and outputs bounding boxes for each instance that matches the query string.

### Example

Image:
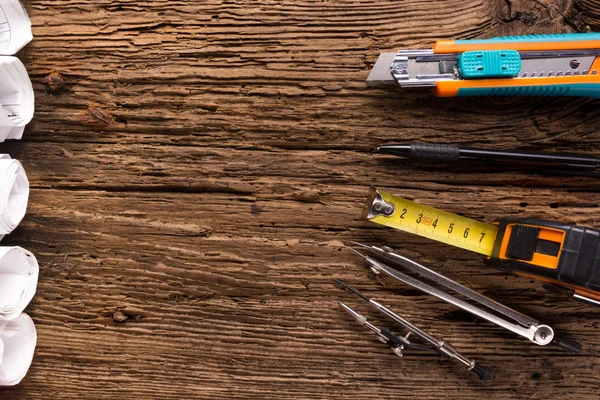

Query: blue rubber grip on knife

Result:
[458,50,521,78]
[457,84,600,97]
[455,32,600,44]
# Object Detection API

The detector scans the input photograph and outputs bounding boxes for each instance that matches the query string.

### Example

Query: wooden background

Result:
[4,0,600,398]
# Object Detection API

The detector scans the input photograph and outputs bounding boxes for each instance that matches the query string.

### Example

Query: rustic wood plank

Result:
[3,0,600,398]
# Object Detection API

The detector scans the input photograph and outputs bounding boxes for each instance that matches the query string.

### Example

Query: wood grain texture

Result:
[3,0,600,398]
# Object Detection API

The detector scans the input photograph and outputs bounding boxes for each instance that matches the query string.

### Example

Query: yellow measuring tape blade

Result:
[365,187,498,256]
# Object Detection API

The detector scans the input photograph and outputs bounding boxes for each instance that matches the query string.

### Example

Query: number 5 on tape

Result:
[364,187,498,256]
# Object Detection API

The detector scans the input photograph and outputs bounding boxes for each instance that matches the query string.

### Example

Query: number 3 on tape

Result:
[364,187,498,256]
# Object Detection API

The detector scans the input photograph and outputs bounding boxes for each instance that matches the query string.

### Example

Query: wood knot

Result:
[111,309,143,323]
[111,310,129,323]
[44,71,65,93]
[80,104,115,127]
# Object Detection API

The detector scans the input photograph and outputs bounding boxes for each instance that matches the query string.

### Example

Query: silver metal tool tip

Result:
[338,301,367,325]
[366,52,397,86]
[334,279,371,302]
[348,241,371,249]
[347,247,368,259]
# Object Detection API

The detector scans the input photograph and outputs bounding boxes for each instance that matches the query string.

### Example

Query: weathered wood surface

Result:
[4,0,600,398]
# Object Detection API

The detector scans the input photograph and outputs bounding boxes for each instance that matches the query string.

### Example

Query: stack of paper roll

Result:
[0,0,33,142]
[0,248,37,386]
[0,155,34,387]
[0,241,36,385]
[0,0,36,387]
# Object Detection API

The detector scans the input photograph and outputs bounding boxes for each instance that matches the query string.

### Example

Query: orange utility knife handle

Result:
[485,217,600,300]
[435,75,600,97]
[433,33,600,53]
[432,33,600,97]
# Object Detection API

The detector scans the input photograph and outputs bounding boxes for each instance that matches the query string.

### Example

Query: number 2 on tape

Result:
[365,187,498,256]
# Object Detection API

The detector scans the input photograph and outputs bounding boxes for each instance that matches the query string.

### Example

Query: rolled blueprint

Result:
[0,56,33,141]
[0,247,38,320]
[0,0,32,55]
[0,156,28,239]
[0,313,36,386]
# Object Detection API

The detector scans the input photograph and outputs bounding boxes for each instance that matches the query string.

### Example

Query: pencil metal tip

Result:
[334,279,371,302]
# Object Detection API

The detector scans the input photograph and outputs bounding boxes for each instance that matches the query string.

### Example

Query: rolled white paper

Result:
[0,247,37,320]
[0,56,34,141]
[0,0,32,55]
[0,313,36,386]
[0,156,28,239]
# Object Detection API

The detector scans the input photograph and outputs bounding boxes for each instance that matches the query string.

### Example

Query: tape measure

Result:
[365,187,498,255]
[364,186,600,305]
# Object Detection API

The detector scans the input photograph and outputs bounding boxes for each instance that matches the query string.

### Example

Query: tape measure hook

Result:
[366,186,395,218]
